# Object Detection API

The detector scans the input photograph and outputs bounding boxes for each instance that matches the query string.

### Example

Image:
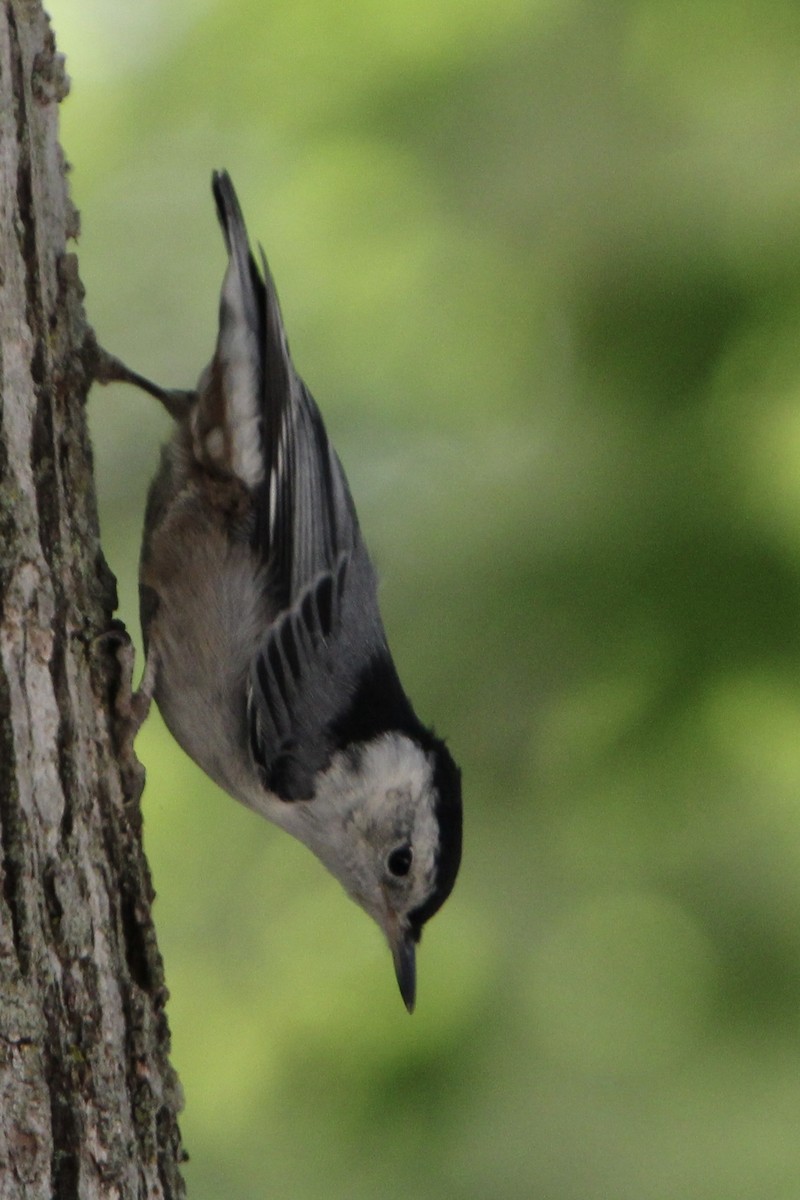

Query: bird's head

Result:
[291,730,462,1011]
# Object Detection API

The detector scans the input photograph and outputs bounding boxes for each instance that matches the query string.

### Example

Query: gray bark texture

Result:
[0,1,186,1196]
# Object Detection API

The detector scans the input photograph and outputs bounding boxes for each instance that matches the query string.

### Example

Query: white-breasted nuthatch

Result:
[99,171,462,1012]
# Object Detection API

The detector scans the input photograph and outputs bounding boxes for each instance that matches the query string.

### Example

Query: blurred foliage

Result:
[49,0,800,1196]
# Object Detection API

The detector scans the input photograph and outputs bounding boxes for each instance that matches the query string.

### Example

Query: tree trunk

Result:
[0,2,186,1195]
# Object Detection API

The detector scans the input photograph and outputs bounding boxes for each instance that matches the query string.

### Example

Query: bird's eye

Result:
[387,845,413,878]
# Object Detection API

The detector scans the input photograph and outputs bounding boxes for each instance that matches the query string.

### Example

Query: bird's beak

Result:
[386,916,416,1014]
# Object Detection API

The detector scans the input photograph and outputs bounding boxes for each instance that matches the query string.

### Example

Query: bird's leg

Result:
[86,330,194,420]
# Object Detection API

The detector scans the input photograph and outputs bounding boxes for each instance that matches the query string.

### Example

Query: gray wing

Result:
[246,545,390,800]
[213,169,361,604]
[212,171,388,799]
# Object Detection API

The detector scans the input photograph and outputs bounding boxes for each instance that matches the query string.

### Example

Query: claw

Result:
[93,622,157,760]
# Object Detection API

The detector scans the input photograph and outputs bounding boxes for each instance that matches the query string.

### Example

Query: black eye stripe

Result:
[387,845,413,877]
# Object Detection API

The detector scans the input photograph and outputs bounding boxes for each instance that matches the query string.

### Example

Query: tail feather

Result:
[205,173,362,613]
[206,171,268,489]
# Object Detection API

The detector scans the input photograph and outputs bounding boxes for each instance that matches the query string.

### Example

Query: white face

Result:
[290,732,441,933]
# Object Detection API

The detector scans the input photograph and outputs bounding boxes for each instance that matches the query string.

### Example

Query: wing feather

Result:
[211,172,389,799]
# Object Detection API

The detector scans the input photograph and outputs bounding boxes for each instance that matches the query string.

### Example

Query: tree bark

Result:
[0,2,186,1195]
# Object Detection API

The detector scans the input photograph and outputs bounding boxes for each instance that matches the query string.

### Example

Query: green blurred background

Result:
[51,1,800,1196]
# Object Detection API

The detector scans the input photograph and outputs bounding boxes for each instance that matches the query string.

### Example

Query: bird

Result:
[96,171,462,1012]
